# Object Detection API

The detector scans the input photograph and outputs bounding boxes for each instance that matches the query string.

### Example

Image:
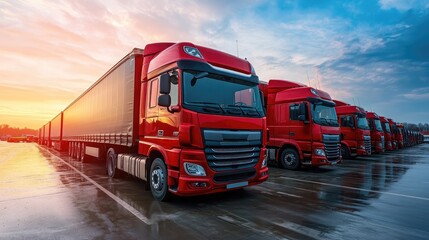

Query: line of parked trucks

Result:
[37,42,425,201]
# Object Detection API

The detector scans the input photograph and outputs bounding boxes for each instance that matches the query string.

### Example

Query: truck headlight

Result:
[314,149,326,156]
[262,154,268,167]
[184,162,206,176]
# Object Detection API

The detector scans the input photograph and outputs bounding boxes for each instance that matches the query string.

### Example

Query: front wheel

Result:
[341,144,351,159]
[280,148,300,170]
[150,158,170,201]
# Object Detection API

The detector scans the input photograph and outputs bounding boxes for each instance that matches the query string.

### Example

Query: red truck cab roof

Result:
[147,42,254,75]
[334,100,366,116]
[366,111,379,119]
[261,79,333,104]
[379,116,388,123]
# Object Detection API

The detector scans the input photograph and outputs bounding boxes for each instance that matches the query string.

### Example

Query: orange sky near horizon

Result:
[1,0,428,129]
[0,1,261,129]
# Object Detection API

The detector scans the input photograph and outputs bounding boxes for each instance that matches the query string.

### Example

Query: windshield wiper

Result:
[327,119,339,126]
[318,117,329,125]
[226,105,261,117]
[186,101,224,113]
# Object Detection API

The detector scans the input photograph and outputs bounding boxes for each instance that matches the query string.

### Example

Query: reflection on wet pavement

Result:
[1,142,428,239]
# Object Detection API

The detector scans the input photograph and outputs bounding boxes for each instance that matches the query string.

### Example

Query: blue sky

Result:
[0,0,428,128]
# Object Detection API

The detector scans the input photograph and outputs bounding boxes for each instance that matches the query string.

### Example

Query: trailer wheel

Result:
[341,144,350,159]
[71,142,76,159]
[80,143,86,162]
[106,148,118,178]
[280,148,300,170]
[76,143,81,160]
[68,142,72,157]
[150,158,170,201]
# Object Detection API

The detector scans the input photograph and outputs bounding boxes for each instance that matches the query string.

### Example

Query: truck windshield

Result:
[182,71,264,117]
[374,119,383,132]
[311,104,339,126]
[384,123,391,133]
[357,116,370,130]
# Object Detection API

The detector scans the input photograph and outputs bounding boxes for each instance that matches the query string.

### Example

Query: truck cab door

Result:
[144,77,160,139]
[158,73,180,144]
[289,102,311,152]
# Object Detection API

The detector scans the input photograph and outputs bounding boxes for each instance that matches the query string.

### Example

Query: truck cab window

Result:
[170,78,178,106]
[341,115,354,128]
[149,78,159,108]
[290,104,299,120]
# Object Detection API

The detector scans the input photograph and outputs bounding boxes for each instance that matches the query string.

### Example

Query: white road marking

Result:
[276,191,303,198]
[42,147,152,225]
[280,176,429,201]
[274,221,323,239]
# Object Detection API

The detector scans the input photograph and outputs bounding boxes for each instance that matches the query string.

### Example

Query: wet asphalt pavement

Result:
[0,142,428,240]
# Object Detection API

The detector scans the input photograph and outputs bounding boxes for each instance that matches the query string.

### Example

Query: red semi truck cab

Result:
[379,116,393,151]
[40,42,268,201]
[334,100,371,158]
[139,43,269,199]
[366,112,385,153]
[259,79,341,170]
[396,123,404,148]
[387,118,398,150]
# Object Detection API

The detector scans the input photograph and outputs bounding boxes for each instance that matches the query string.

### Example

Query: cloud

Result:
[401,87,429,99]
[379,0,429,11]
[1,0,429,127]
[318,10,429,108]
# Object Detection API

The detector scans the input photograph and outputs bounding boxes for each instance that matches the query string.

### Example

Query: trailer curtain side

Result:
[62,56,136,147]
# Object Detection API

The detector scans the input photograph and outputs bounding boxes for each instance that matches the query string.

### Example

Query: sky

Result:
[1,0,428,129]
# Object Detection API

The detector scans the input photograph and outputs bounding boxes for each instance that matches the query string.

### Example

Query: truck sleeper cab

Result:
[334,100,371,159]
[387,118,398,150]
[379,116,393,151]
[260,79,341,170]
[366,112,385,153]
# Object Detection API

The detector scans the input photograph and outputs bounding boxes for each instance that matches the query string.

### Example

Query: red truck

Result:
[259,79,341,170]
[366,112,385,153]
[39,42,269,200]
[379,116,393,151]
[387,118,398,150]
[334,100,371,158]
[396,123,404,148]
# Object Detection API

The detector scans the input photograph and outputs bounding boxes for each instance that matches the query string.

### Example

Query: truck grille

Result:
[323,134,340,162]
[202,129,261,181]
[364,135,371,154]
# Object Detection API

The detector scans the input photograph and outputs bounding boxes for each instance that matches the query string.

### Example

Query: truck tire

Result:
[341,144,350,159]
[68,142,72,157]
[150,158,170,201]
[80,143,86,162]
[106,148,118,178]
[71,142,76,159]
[280,148,300,170]
[76,143,81,160]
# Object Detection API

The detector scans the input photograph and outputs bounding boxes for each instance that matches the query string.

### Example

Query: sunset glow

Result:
[1,0,428,129]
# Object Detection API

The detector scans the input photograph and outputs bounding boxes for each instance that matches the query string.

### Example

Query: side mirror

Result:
[160,73,171,94]
[158,94,171,107]
[298,102,308,123]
